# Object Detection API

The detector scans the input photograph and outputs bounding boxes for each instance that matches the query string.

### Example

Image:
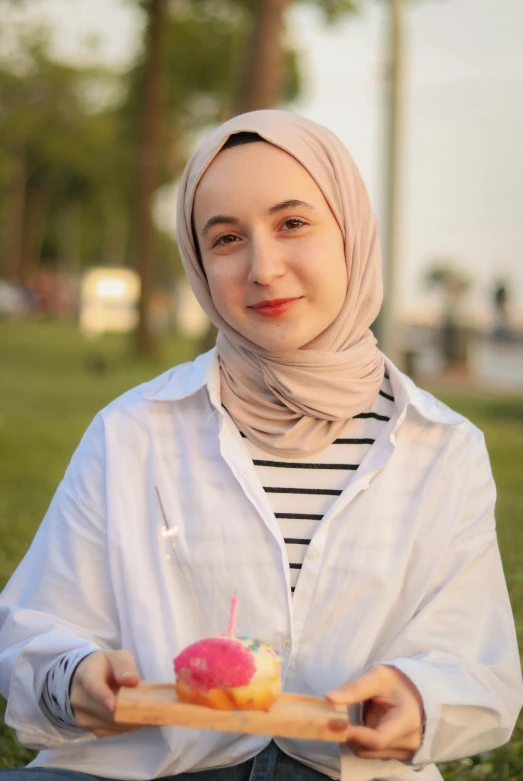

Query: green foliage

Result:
[0,2,307,282]
[301,0,360,23]
[122,0,301,166]
[0,322,521,774]
[0,28,131,271]
[0,0,364,287]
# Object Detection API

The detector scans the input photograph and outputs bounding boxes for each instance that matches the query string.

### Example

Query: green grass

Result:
[0,320,197,589]
[0,321,521,776]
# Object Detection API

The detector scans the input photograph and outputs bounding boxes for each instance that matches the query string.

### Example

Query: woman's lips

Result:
[249,297,302,317]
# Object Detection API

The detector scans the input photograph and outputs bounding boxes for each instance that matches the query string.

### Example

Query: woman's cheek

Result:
[208,270,244,322]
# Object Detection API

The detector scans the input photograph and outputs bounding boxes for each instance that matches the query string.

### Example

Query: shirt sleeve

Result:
[0,414,121,749]
[378,429,523,767]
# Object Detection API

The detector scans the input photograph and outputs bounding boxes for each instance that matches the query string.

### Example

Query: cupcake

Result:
[174,634,281,710]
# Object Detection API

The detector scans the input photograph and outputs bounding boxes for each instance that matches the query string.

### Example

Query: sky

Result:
[6,0,523,324]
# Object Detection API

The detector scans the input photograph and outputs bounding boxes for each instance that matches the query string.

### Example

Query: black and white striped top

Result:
[240,373,395,594]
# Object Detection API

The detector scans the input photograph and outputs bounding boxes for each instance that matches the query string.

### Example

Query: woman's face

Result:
[192,141,347,352]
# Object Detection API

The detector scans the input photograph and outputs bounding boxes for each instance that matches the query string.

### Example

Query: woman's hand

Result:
[326,664,424,761]
[70,649,141,737]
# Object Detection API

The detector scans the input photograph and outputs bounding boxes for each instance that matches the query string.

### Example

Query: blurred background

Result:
[0,0,521,775]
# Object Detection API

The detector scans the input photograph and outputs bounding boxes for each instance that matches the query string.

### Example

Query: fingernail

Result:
[328,718,350,732]
[120,671,135,679]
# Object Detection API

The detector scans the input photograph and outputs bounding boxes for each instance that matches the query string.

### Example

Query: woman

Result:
[0,110,521,781]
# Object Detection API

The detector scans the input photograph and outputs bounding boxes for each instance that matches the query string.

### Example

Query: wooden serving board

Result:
[115,682,351,742]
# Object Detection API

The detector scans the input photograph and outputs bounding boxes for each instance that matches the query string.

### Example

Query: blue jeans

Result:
[0,741,331,781]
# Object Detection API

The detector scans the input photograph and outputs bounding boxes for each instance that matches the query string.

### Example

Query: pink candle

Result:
[227,594,239,637]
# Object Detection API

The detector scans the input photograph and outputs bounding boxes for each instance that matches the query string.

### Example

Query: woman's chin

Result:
[224,316,322,353]
[247,334,313,354]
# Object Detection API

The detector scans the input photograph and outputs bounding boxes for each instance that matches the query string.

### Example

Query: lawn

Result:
[0,320,521,777]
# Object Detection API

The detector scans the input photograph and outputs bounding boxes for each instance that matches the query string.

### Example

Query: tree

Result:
[134,0,167,357]
[233,0,291,113]
[0,0,364,349]
[424,260,471,370]
[128,0,303,355]
[234,0,359,114]
[0,32,123,285]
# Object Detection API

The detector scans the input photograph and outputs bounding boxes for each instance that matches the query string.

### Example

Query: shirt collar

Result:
[385,357,464,426]
[142,348,222,409]
[143,348,463,427]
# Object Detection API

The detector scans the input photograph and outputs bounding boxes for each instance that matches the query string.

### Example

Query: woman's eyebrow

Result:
[201,215,239,236]
[201,200,315,237]
[268,199,315,214]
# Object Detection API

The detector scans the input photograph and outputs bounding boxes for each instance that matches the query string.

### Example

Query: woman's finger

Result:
[72,649,141,715]
[326,665,389,706]
[89,723,142,738]
[341,715,420,753]
[74,692,142,733]
[106,650,140,687]
[368,705,420,747]
[69,649,142,735]
[346,723,421,757]
[78,666,118,712]
[72,694,118,727]
[71,653,115,712]
[348,746,415,761]
[341,724,387,750]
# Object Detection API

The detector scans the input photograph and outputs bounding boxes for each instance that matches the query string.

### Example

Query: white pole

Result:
[377,0,407,367]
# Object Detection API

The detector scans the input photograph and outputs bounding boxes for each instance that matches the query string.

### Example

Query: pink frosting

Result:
[174,637,256,691]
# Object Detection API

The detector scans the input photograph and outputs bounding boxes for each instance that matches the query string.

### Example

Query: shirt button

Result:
[283,639,292,652]
[307,549,319,561]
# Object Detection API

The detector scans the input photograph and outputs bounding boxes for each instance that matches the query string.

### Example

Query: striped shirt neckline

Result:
[237,373,395,594]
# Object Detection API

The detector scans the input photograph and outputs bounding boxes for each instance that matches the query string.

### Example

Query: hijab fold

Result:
[176,110,385,458]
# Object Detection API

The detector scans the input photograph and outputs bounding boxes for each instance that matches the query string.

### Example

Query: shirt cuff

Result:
[379,658,439,768]
[40,648,97,732]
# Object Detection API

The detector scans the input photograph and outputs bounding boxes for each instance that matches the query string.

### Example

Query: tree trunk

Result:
[1,145,27,282]
[134,0,166,357]
[103,210,127,268]
[195,0,289,356]
[373,0,407,366]
[59,203,82,276]
[234,0,290,114]
[21,184,50,282]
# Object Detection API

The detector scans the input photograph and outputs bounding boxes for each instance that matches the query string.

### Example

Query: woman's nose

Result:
[246,237,286,285]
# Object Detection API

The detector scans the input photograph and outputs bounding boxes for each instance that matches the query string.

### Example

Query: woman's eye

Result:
[282,217,307,231]
[211,233,238,249]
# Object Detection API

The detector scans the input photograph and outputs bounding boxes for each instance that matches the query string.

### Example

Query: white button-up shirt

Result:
[0,350,521,781]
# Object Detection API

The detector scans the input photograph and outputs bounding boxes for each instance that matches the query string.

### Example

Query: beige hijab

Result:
[176,110,385,458]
